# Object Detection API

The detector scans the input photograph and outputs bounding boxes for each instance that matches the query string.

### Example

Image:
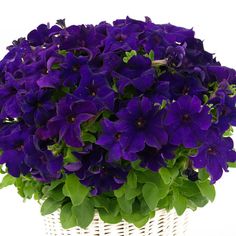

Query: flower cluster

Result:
[0,17,236,198]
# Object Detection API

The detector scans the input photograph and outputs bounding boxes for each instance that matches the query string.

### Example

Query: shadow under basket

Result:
[44,209,190,236]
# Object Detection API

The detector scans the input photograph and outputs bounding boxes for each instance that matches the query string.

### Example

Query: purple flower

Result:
[0,127,30,177]
[137,144,176,171]
[37,95,97,147]
[96,118,124,162]
[64,145,128,195]
[165,95,212,148]
[168,73,207,100]
[0,74,24,118]
[190,129,236,183]
[165,43,186,67]
[24,136,63,182]
[112,55,156,93]
[20,90,55,126]
[116,97,168,157]
[27,24,61,46]
[74,66,115,110]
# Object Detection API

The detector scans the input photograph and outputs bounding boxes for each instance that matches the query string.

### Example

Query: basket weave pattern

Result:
[44,209,189,236]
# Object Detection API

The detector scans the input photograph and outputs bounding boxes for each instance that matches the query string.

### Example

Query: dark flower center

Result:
[88,86,97,96]
[182,86,189,95]
[207,146,217,155]
[136,117,146,128]
[182,113,191,122]
[115,33,127,42]
[67,115,76,123]
[15,144,24,151]
[115,132,121,141]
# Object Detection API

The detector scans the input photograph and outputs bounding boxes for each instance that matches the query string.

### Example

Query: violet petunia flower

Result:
[112,55,156,93]
[137,144,177,171]
[20,90,55,126]
[164,95,212,148]
[64,145,129,195]
[115,96,168,158]
[0,127,31,177]
[74,65,115,110]
[24,136,63,182]
[190,129,236,183]
[37,95,97,147]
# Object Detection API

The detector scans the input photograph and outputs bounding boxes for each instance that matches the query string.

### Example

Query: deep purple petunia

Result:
[164,95,212,148]
[165,43,186,68]
[112,55,156,93]
[24,136,63,182]
[64,145,128,195]
[137,144,177,171]
[190,129,236,183]
[20,90,55,126]
[115,96,168,158]
[37,95,97,147]
[96,118,124,162]
[74,65,115,110]
[0,127,30,177]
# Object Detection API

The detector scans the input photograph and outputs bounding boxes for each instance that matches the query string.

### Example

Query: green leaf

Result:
[127,170,137,188]
[125,186,141,200]
[72,198,95,229]
[23,182,35,198]
[114,184,126,198]
[60,202,77,229]
[81,132,96,143]
[180,180,200,197]
[133,215,149,228]
[64,174,89,206]
[47,185,65,202]
[223,126,234,137]
[117,195,133,214]
[123,50,137,63]
[58,50,68,56]
[228,162,236,168]
[142,183,159,211]
[148,50,155,61]
[137,171,169,200]
[173,189,187,216]
[196,180,215,202]
[0,174,15,189]
[198,168,209,181]
[159,168,172,184]
[98,209,122,224]
[41,198,61,216]
[189,194,208,207]
[93,197,119,216]
[131,160,146,172]
[64,148,78,163]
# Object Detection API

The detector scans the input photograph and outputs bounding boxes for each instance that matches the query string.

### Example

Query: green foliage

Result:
[0,174,16,189]
[72,198,95,229]
[142,183,159,210]
[229,84,236,96]
[127,170,137,188]
[144,50,155,61]
[60,202,77,229]
[41,197,61,216]
[63,174,90,206]
[196,179,215,202]
[123,50,137,63]
[173,188,187,216]
[223,126,234,137]
[13,176,43,200]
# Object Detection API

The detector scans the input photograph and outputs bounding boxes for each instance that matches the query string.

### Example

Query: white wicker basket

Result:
[44,209,189,236]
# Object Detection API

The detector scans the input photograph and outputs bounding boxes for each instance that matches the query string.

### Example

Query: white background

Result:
[0,0,236,235]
